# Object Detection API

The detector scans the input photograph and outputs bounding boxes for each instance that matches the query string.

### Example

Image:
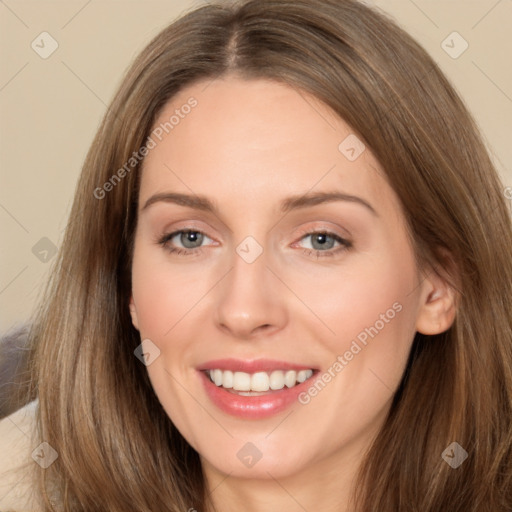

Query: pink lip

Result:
[197,358,316,373]
[197,359,318,420]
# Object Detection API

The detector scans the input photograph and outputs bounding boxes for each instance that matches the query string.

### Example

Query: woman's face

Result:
[129,75,445,484]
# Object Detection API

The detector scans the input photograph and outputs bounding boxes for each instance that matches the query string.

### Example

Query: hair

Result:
[24,0,512,510]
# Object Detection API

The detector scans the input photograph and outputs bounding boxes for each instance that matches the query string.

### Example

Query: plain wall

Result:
[1,0,511,332]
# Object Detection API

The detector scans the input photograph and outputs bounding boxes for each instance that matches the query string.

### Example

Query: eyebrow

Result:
[141,191,378,216]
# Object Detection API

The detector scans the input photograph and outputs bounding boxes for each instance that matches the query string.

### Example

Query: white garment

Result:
[0,400,40,512]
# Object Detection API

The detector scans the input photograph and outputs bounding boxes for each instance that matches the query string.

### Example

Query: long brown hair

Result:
[27,0,512,510]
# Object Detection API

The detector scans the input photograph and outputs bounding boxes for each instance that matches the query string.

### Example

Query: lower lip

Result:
[198,370,315,419]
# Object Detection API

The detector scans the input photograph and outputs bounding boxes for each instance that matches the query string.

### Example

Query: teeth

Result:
[284,370,297,388]
[297,370,309,383]
[213,369,223,386]
[269,371,285,390]
[251,372,269,392]
[222,370,233,388]
[233,371,251,391]
[207,368,314,392]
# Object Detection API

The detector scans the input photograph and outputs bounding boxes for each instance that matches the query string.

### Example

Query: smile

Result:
[206,369,314,394]
[197,358,319,419]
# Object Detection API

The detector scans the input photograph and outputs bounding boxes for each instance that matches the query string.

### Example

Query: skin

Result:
[129,74,456,512]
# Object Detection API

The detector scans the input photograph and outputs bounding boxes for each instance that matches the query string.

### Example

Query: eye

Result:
[157,229,214,256]
[156,228,352,258]
[295,230,352,258]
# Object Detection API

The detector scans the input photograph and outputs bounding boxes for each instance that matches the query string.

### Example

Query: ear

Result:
[129,294,139,331]
[415,262,458,335]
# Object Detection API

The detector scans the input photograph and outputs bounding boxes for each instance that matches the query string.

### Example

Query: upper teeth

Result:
[207,369,314,392]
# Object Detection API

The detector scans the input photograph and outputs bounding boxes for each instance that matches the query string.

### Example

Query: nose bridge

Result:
[214,236,286,337]
[225,238,272,311]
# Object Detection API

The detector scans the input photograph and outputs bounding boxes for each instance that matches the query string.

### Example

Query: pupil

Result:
[312,233,334,250]
[182,231,202,248]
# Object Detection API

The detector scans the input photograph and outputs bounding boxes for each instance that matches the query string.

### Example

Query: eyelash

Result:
[157,228,352,259]
[295,228,352,258]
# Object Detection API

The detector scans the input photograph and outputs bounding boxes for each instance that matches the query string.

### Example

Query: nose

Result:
[213,243,288,340]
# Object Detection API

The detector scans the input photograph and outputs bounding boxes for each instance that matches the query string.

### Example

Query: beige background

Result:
[1,0,511,332]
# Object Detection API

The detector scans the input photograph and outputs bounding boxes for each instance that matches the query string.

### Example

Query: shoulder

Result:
[0,400,41,511]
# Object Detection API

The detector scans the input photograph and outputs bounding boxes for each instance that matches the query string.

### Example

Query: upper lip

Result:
[197,358,317,373]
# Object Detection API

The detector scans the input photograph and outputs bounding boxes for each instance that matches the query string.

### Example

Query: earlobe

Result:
[129,295,139,331]
[415,268,458,335]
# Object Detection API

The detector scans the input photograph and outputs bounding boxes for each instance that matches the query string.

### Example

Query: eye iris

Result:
[181,231,203,248]
[311,233,334,250]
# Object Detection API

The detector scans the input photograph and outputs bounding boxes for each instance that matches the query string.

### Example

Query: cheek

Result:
[292,241,419,384]
[130,245,207,338]
[284,248,419,437]
[301,249,415,334]
[130,245,204,434]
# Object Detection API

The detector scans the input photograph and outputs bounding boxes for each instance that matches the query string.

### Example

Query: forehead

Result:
[138,76,396,219]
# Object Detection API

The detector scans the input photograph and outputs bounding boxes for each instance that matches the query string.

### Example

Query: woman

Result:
[1,0,511,510]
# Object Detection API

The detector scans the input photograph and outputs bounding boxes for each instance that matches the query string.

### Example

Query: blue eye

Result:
[158,229,212,256]
[157,229,352,258]
[296,231,352,258]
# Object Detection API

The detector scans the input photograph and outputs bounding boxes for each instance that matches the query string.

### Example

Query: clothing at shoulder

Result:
[0,400,41,512]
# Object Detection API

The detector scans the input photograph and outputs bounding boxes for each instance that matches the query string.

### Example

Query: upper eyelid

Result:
[161,228,214,244]
[162,227,349,246]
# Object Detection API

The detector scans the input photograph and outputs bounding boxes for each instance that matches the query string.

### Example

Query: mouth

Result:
[205,368,315,395]
[197,358,319,419]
